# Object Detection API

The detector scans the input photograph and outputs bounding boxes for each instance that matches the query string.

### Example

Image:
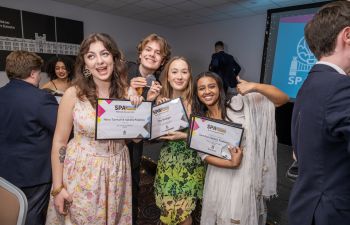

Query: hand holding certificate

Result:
[151,98,189,139]
[187,115,243,159]
[95,99,152,140]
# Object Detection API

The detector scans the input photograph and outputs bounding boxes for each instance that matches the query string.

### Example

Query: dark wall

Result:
[276,102,293,146]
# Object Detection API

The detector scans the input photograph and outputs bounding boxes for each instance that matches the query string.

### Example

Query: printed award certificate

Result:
[187,115,243,159]
[151,98,189,139]
[95,99,152,140]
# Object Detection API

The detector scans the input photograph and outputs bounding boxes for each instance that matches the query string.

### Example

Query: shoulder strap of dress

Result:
[51,80,58,90]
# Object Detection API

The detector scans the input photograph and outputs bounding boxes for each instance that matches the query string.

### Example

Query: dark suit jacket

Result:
[0,79,58,188]
[209,51,241,88]
[289,64,350,225]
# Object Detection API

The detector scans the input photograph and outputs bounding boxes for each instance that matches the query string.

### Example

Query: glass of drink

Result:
[136,74,156,96]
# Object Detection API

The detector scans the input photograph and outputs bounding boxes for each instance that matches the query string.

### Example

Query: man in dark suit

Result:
[288,2,350,225]
[209,41,241,93]
[0,51,58,225]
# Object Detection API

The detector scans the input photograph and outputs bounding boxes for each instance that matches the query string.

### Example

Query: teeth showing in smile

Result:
[204,96,213,101]
[96,67,107,73]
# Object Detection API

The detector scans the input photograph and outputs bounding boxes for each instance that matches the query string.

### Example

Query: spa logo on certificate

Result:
[95,99,152,140]
[151,98,188,139]
[188,115,243,159]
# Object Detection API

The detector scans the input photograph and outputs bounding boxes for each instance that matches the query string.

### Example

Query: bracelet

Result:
[51,185,64,197]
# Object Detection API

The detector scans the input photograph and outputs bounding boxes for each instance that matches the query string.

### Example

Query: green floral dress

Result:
[154,140,205,225]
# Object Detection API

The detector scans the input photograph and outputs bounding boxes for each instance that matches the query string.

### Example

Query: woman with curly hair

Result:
[45,33,142,225]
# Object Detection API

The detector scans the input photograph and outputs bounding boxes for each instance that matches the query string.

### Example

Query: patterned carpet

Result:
[137,157,201,225]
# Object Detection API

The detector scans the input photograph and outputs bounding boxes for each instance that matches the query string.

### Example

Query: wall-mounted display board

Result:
[0,6,83,70]
[260,1,330,100]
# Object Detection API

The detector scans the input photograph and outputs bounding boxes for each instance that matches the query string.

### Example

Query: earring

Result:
[114,72,119,80]
[83,68,92,78]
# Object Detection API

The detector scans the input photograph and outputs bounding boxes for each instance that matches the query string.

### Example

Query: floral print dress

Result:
[46,99,132,225]
[154,140,205,225]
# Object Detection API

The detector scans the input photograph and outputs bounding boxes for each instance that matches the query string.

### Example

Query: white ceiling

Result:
[52,0,327,28]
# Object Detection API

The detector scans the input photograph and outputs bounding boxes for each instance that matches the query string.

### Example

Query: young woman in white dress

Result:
[192,72,289,225]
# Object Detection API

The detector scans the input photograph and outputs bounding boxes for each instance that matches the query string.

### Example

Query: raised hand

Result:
[130,77,147,89]
[236,76,256,95]
[147,81,162,101]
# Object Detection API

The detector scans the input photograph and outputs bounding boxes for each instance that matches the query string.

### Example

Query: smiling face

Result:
[55,61,68,79]
[196,76,220,107]
[139,40,163,72]
[84,41,114,82]
[167,59,190,92]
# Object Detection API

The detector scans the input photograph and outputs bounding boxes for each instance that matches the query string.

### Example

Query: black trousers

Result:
[128,141,143,224]
[21,183,51,225]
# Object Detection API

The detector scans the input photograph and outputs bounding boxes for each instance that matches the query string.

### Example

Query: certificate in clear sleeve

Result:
[150,97,189,139]
[187,114,243,159]
[95,99,152,140]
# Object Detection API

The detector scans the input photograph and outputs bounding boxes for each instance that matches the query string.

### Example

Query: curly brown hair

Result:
[73,33,128,108]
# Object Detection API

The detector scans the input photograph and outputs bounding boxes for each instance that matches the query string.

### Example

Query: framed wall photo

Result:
[187,114,243,160]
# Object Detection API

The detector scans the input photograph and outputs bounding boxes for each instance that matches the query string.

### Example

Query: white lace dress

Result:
[200,93,277,225]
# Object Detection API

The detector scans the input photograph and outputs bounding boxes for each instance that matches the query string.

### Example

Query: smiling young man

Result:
[126,33,171,223]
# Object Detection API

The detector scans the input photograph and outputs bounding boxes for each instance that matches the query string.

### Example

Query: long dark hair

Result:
[192,71,234,121]
[45,56,74,81]
[73,33,128,108]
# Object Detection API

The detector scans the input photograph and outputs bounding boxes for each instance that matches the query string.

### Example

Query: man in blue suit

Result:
[288,2,350,225]
[209,41,241,94]
[0,51,58,225]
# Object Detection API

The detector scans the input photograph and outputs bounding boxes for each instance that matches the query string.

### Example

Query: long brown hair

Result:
[159,56,193,106]
[73,33,128,108]
[192,71,234,121]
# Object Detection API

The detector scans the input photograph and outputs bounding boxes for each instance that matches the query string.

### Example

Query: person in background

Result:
[45,33,142,224]
[288,2,350,225]
[192,72,288,225]
[209,41,241,94]
[153,56,205,225]
[41,56,74,95]
[0,50,58,225]
[127,33,171,223]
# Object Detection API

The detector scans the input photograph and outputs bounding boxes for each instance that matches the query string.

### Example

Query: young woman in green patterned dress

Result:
[153,56,205,225]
